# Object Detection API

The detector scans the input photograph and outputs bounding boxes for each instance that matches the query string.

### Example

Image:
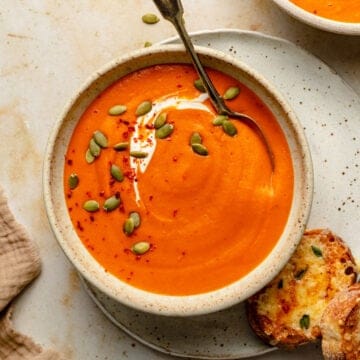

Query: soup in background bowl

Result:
[43,45,313,316]
[272,0,360,34]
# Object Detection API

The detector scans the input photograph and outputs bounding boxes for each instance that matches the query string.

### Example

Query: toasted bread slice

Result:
[321,283,360,360]
[246,229,358,348]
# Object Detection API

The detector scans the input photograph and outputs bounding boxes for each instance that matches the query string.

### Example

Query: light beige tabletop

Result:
[0,1,359,359]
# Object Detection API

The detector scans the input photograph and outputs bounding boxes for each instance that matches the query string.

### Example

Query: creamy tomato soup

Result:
[64,64,294,295]
[290,0,360,22]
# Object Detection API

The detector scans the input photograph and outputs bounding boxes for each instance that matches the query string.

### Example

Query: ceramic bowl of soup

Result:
[272,0,360,35]
[43,45,313,316]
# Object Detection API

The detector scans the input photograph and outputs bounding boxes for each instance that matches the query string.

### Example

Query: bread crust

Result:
[246,229,358,348]
[321,283,360,360]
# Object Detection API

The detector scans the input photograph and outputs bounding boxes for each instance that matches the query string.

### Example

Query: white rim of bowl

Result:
[272,0,360,35]
[43,44,313,317]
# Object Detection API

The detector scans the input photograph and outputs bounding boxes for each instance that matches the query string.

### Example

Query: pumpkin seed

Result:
[144,41,152,47]
[129,211,141,228]
[192,143,208,156]
[223,86,240,100]
[123,217,135,236]
[130,150,148,158]
[142,13,159,24]
[89,138,101,157]
[113,142,129,151]
[131,241,150,255]
[103,195,121,212]
[299,314,310,330]
[108,104,127,116]
[212,115,228,126]
[68,173,79,189]
[194,79,206,92]
[295,267,308,280]
[85,149,95,164]
[83,200,99,212]
[154,113,167,129]
[222,120,237,137]
[135,100,152,116]
[93,130,108,148]
[311,245,322,257]
[110,164,124,182]
[155,123,174,139]
[190,132,202,145]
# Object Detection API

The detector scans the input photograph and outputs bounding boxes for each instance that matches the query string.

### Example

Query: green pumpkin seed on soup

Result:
[155,123,174,139]
[223,86,240,100]
[108,104,127,116]
[131,241,150,255]
[135,100,152,116]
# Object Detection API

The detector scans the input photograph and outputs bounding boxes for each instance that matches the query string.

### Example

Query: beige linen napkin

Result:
[0,188,62,360]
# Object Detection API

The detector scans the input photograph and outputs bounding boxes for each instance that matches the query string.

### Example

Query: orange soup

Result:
[290,0,360,22]
[64,64,294,295]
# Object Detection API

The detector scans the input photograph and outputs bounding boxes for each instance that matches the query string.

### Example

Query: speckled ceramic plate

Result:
[81,30,360,359]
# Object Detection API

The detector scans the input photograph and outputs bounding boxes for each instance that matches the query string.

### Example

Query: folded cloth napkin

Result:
[0,188,62,359]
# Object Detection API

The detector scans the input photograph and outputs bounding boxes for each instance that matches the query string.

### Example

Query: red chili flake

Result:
[89,215,95,222]
[147,138,153,145]
[109,179,115,186]
[67,159,73,165]
[76,221,84,231]
[172,156,178,162]
[99,190,105,197]
[133,138,138,143]
[128,126,135,132]
[68,207,73,212]
[123,156,129,165]
[149,195,153,201]
[93,109,99,114]
[173,209,178,217]
[145,123,154,130]
[114,254,118,259]
[124,248,131,255]
[118,204,125,213]
[115,191,121,199]
[125,169,136,181]
[177,84,183,88]
[123,120,130,126]
[85,191,92,197]
[281,300,290,314]
[122,131,129,139]
[181,251,186,256]
[67,192,72,199]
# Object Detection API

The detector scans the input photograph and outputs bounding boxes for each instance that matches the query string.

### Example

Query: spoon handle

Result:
[153,0,228,114]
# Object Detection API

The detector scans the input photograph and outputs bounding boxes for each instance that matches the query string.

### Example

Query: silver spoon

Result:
[153,0,275,170]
